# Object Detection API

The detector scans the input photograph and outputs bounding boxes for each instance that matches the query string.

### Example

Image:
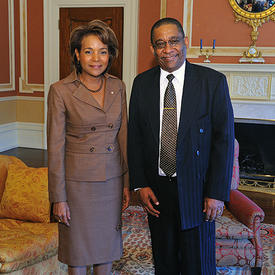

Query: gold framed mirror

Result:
[229,0,275,63]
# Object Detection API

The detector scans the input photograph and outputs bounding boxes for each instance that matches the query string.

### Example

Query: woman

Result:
[47,20,130,275]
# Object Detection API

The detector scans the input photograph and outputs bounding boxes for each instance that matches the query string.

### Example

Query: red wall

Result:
[0,1,10,84]
[0,0,274,97]
[27,0,44,84]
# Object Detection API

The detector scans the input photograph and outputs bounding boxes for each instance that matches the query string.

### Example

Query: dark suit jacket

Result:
[128,61,234,230]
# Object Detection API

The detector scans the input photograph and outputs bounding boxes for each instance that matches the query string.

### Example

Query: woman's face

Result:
[75,34,109,78]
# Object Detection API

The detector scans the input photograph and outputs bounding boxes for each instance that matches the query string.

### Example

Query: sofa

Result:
[0,155,66,274]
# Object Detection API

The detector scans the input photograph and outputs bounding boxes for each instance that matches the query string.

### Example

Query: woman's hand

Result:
[122,187,130,211]
[53,202,71,226]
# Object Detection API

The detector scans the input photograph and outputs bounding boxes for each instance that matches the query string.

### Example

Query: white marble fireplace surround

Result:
[198,63,275,125]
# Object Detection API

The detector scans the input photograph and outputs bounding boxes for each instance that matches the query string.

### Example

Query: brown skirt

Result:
[58,176,123,266]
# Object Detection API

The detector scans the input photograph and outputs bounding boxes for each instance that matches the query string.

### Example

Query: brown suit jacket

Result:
[47,71,128,203]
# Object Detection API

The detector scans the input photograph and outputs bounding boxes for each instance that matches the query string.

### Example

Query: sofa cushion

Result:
[0,156,27,202]
[216,209,254,240]
[0,219,58,273]
[0,164,50,223]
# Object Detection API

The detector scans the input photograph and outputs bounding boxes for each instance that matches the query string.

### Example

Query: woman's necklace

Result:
[80,77,104,93]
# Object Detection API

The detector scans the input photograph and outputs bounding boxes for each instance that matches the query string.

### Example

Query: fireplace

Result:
[198,62,275,191]
[234,120,275,189]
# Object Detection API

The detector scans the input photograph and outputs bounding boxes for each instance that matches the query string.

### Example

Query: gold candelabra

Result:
[200,48,215,63]
[199,39,216,63]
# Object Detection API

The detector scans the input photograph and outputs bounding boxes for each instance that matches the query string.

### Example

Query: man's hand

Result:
[138,187,160,217]
[53,201,71,226]
[122,187,130,211]
[203,197,224,222]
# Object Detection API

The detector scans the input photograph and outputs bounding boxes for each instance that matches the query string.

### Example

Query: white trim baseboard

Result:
[0,122,45,152]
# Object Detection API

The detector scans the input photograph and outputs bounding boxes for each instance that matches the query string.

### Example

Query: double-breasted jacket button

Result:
[116,224,122,231]
[90,147,95,152]
[200,128,204,133]
[107,145,113,152]
[91,126,96,131]
[196,150,200,156]
[110,91,114,95]
[108,123,113,129]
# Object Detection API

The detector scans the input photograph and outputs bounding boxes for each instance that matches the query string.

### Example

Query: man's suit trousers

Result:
[148,176,216,275]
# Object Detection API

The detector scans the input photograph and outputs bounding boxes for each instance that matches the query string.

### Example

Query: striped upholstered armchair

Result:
[215,139,265,275]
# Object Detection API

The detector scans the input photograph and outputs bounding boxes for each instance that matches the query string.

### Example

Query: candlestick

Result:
[213,39,216,49]
[200,39,203,50]
[200,47,215,63]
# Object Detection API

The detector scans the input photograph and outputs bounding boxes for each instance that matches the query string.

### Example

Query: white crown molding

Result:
[0,96,44,102]
[0,0,15,92]
[0,122,44,151]
[19,0,44,93]
[44,0,139,148]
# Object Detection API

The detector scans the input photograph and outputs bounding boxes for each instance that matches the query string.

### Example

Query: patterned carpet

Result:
[110,206,275,275]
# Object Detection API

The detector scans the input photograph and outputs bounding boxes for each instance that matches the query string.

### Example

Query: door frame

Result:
[43,0,139,148]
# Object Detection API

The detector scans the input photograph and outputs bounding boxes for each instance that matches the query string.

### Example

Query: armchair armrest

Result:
[226,189,265,230]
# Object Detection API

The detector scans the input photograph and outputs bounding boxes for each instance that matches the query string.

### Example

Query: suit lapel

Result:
[72,77,120,112]
[178,61,202,142]
[148,68,161,143]
[103,78,119,112]
[72,85,102,110]
[64,71,102,110]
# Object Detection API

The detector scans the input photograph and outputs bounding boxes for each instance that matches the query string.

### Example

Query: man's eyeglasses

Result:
[154,38,183,49]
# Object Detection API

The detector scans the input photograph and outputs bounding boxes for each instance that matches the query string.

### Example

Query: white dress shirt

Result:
[158,62,186,176]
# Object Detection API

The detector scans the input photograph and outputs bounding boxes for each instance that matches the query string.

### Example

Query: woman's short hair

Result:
[70,19,118,74]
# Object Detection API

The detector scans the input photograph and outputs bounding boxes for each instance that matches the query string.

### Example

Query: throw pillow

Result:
[0,156,27,202]
[0,164,50,223]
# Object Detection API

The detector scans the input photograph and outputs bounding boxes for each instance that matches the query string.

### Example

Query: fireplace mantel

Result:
[198,63,275,124]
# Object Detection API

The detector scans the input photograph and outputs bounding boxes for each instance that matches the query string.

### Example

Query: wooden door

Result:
[59,7,123,80]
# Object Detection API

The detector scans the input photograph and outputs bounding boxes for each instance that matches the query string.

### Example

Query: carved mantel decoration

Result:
[229,0,275,63]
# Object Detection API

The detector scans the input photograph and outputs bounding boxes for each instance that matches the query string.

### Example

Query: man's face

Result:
[151,24,188,73]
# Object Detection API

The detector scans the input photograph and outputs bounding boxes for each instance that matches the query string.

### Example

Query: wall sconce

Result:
[199,39,216,63]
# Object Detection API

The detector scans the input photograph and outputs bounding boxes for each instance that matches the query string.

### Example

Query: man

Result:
[128,18,234,275]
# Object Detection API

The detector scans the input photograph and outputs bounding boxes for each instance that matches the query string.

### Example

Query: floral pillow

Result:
[0,164,50,223]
